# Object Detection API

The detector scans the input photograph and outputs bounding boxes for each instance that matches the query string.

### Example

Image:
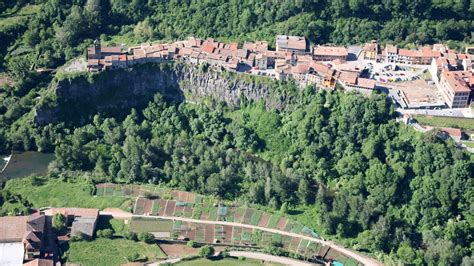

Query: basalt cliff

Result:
[35,63,293,125]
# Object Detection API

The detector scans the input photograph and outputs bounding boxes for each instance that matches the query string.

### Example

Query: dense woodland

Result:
[0,0,474,265]
[1,84,473,264]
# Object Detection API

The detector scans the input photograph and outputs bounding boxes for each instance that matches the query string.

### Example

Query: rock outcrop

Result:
[35,63,289,125]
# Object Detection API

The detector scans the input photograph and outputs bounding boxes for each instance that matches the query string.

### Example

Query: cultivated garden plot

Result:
[95,184,359,263]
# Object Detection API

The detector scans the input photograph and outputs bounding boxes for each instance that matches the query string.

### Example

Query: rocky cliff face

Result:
[35,63,287,125]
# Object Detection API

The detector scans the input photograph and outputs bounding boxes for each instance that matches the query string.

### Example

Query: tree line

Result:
[2,85,471,264]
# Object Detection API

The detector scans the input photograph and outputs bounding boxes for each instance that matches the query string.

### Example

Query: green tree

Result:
[198,245,215,258]
[138,232,154,244]
[52,213,66,232]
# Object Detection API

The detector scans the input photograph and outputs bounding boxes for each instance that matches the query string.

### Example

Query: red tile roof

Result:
[201,44,215,54]
[313,46,348,57]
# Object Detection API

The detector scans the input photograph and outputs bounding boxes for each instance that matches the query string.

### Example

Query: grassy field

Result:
[130,217,174,232]
[177,257,282,266]
[0,4,40,29]
[66,238,166,266]
[413,114,474,130]
[462,141,474,148]
[96,216,128,237]
[1,177,130,212]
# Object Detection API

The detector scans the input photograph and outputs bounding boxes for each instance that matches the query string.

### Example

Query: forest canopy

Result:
[0,1,473,265]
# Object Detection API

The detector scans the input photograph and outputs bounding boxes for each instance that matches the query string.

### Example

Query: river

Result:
[0,151,55,181]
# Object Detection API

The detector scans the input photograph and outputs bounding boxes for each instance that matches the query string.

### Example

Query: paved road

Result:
[106,211,381,266]
[228,251,318,266]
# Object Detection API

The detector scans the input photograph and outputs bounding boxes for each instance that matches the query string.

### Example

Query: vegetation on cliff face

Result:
[2,79,473,264]
[1,0,473,89]
[0,1,473,264]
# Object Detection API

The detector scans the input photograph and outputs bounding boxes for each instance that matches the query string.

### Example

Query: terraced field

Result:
[97,183,365,265]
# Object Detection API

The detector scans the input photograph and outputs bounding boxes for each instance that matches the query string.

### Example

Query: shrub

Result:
[96,229,114,239]
[198,245,215,258]
[52,213,66,232]
[126,253,140,262]
[138,232,154,244]
[187,240,198,248]
[124,231,138,241]
[70,232,85,242]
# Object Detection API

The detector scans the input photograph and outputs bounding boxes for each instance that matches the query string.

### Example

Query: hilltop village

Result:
[86,35,474,110]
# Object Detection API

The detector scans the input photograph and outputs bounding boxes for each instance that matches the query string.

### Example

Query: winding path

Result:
[101,210,381,266]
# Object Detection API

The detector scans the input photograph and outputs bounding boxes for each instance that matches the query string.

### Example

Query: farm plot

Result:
[276,217,288,231]
[281,235,293,249]
[157,199,167,216]
[208,206,218,221]
[344,258,360,266]
[183,205,193,218]
[232,227,242,245]
[240,228,253,245]
[204,224,214,243]
[192,203,203,219]
[222,225,233,244]
[257,213,270,227]
[325,249,349,264]
[233,207,246,223]
[318,245,330,257]
[290,237,303,253]
[103,184,115,196]
[95,184,105,196]
[260,232,274,246]
[241,208,254,224]
[290,222,304,234]
[214,225,225,243]
[143,199,154,215]
[219,206,235,222]
[295,238,307,253]
[271,233,282,245]
[130,217,173,234]
[249,210,263,226]
[283,220,294,232]
[174,201,186,217]
[164,200,176,216]
[194,224,206,242]
[199,204,211,220]
[267,215,281,229]
[301,226,319,238]
[151,200,160,215]
[134,198,147,215]
[305,241,322,258]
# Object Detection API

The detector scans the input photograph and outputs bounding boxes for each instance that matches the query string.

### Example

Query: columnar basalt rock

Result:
[34,63,289,125]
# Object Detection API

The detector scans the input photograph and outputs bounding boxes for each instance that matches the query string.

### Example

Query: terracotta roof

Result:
[440,127,462,138]
[420,47,441,58]
[357,78,376,89]
[442,72,472,93]
[229,43,238,51]
[363,42,377,52]
[339,71,358,85]
[386,44,398,54]
[101,47,122,54]
[313,46,348,57]
[399,49,420,57]
[51,208,99,218]
[0,216,29,242]
[201,44,215,54]
[276,35,307,51]
[87,59,99,66]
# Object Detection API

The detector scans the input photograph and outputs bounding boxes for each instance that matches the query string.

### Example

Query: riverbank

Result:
[0,154,12,173]
[0,151,54,180]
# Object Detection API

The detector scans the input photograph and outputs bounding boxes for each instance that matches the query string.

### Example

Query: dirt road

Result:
[122,214,381,266]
